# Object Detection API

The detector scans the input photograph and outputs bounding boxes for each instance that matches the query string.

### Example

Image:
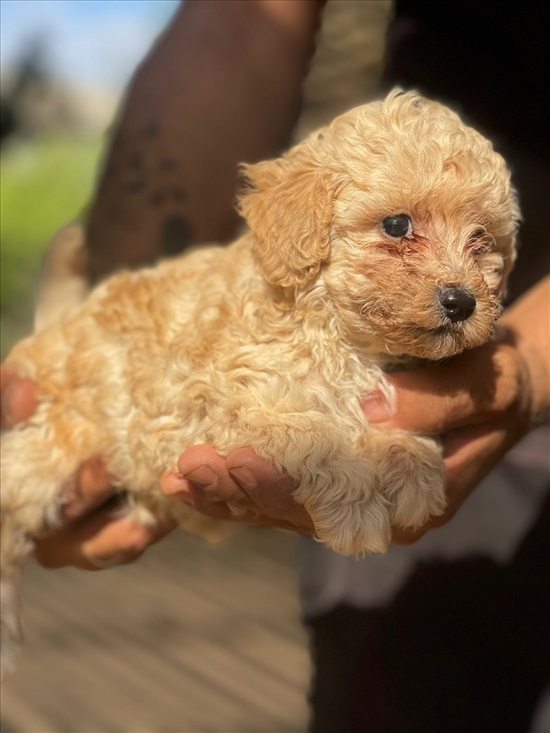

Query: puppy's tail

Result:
[0,566,24,681]
[0,510,32,681]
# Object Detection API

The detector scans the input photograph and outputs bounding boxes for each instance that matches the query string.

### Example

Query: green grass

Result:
[1,137,103,351]
[1,137,102,308]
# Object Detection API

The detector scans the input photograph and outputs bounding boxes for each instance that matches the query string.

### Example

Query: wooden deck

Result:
[1,528,311,733]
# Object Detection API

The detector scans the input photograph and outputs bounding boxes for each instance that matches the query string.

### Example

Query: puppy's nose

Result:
[438,287,476,322]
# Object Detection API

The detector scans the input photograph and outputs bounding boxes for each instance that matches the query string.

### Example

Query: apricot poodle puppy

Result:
[0,90,518,677]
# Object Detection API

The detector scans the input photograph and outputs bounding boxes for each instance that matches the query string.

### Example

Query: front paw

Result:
[295,458,392,556]
[370,431,446,529]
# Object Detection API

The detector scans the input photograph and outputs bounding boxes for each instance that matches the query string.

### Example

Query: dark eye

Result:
[469,227,486,243]
[381,214,413,238]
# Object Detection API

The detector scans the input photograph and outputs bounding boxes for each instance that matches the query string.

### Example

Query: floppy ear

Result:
[237,151,335,288]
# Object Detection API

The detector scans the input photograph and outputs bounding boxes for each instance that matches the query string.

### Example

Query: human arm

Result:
[86,0,325,280]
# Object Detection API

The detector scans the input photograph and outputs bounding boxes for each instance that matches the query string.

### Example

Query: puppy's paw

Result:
[296,457,391,555]
[371,431,446,529]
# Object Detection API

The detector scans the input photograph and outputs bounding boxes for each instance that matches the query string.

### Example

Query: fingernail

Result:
[228,466,257,490]
[162,471,193,498]
[362,387,396,423]
[185,465,218,488]
[85,552,126,570]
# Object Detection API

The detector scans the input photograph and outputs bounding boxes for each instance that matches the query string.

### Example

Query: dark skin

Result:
[86,0,326,281]
[2,0,549,570]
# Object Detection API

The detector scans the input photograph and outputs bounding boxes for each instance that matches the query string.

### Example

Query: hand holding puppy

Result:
[3,276,546,567]
[167,277,549,543]
[1,367,175,571]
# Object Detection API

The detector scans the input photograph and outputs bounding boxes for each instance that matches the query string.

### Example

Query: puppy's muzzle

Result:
[438,287,476,323]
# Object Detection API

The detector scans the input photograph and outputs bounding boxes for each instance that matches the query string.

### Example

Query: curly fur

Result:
[0,90,518,677]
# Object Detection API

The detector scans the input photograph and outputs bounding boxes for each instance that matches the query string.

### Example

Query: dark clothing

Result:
[307,4,550,731]
[386,1,550,159]
[382,1,550,302]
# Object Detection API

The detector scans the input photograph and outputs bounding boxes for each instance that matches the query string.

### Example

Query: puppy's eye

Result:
[469,227,492,254]
[381,214,413,238]
[469,227,486,243]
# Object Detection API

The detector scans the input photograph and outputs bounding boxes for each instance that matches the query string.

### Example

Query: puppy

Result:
[0,90,518,677]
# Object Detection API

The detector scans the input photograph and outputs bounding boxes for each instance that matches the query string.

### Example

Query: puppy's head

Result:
[239,90,519,359]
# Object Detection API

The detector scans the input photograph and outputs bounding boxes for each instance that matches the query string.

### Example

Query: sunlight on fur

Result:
[0,90,518,678]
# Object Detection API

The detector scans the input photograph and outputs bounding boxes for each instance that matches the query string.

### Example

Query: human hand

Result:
[364,336,533,543]
[161,446,314,535]
[383,276,549,542]
[164,337,529,544]
[1,367,175,570]
[164,278,549,544]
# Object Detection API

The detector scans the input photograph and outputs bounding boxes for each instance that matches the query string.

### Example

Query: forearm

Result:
[86,0,325,281]
[501,275,550,424]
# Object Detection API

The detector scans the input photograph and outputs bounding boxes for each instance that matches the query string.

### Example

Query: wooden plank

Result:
[1,529,311,733]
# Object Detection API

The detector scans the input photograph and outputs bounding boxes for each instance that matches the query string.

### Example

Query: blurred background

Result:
[0,2,391,731]
[0,0,179,353]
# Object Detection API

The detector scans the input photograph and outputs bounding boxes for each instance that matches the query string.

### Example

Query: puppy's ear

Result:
[237,153,334,288]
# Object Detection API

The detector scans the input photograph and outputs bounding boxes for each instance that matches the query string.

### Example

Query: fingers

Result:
[363,361,476,433]
[35,507,176,571]
[0,366,37,428]
[59,456,115,522]
[35,454,169,570]
[177,444,251,504]
[162,445,313,533]
[226,448,310,527]
[80,513,176,571]
[442,422,510,504]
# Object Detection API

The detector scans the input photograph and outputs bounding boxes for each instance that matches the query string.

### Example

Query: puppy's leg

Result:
[271,428,444,557]
[362,430,447,530]
[293,454,391,555]
[247,425,388,554]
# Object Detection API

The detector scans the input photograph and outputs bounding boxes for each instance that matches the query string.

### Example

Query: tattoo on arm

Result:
[88,118,197,270]
[161,215,193,256]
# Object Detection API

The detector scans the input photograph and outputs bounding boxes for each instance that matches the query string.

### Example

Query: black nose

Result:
[438,287,476,322]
